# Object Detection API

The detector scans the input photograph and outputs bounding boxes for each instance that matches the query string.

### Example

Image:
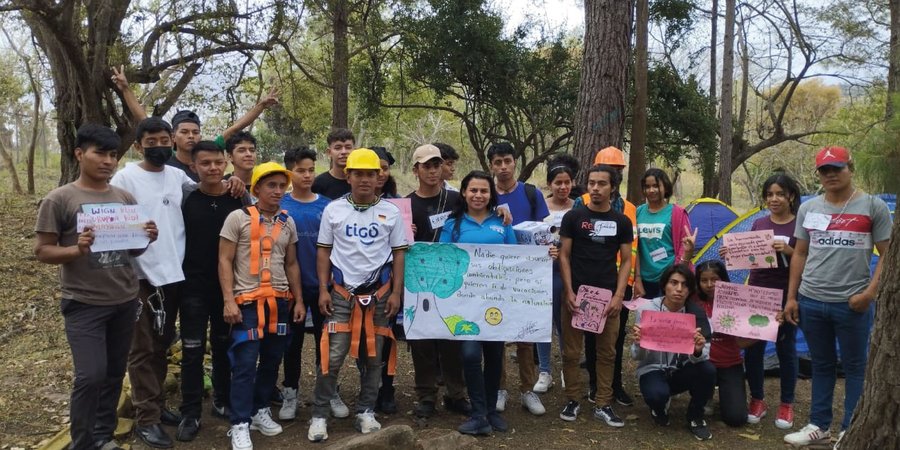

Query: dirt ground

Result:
[0,189,846,450]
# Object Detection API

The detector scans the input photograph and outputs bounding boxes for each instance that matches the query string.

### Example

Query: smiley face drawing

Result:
[484,307,503,326]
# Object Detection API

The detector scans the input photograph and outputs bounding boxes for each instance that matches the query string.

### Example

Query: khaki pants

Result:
[498,342,539,394]
[560,304,620,405]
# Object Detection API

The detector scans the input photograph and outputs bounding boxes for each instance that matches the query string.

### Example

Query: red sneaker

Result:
[747,398,767,424]
[775,403,794,429]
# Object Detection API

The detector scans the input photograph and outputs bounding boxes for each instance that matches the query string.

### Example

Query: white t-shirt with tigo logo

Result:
[317,197,409,291]
[795,193,892,302]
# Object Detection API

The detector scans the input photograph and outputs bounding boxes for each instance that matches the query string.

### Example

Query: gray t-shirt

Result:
[795,193,892,302]
[34,184,140,305]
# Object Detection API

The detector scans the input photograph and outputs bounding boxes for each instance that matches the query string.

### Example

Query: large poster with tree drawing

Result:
[403,242,553,342]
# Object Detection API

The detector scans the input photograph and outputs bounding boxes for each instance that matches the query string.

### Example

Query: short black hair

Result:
[75,123,121,151]
[587,164,622,194]
[225,131,257,153]
[659,263,697,299]
[433,142,459,161]
[191,140,223,160]
[371,146,395,166]
[135,117,173,142]
[487,142,515,162]
[171,110,201,131]
[641,168,674,200]
[283,146,317,170]
[326,128,355,145]
[695,260,730,301]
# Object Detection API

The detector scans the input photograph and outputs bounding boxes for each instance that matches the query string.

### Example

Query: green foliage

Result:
[0,52,25,105]
[405,243,470,298]
[650,0,697,50]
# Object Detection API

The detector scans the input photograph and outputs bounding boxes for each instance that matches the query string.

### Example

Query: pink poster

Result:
[571,285,612,334]
[711,281,782,342]
[623,297,653,311]
[386,198,415,243]
[639,310,697,354]
[722,230,777,270]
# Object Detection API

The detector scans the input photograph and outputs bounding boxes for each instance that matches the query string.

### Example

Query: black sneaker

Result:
[175,418,200,442]
[487,412,508,432]
[211,400,229,419]
[415,400,436,418]
[594,405,624,427]
[651,408,670,426]
[160,408,182,426]
[444,396,472,415]
[689,419,712,441]
[94,439,125,450]
[614,389,634,407]
[559,400,580,422]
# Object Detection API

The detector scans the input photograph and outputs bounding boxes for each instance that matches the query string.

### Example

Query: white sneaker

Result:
[834,430,845,449]
[278,387,298,421]
[330,391,350,418]
[307,417,328,442]
[228,422,253,450]
[355,409,382,434]
[496,389,508,412]
[784,423,831,446]
[521,391,546,415]
[250,407,283,436]
[533,372,553,393]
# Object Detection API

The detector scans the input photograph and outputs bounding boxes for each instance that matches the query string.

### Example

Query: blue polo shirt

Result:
[439,212,517,244]
[281,193,331,288]
[497,181,550,225]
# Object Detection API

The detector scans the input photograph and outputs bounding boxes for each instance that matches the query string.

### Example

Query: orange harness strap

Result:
[234,206,293,338]
[320,281,397,376]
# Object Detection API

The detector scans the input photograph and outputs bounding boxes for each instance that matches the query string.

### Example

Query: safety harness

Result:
[233,205,294,341]
[320,278,398,376]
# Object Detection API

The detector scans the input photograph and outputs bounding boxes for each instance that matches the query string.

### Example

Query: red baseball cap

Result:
[815,146,850,169]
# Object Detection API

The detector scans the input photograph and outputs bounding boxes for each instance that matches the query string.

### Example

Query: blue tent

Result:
[686,198,739,252]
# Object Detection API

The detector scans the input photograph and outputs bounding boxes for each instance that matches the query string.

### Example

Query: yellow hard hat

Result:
[344,148,382,172]
[250,161,291,193]
[594,146,627,167]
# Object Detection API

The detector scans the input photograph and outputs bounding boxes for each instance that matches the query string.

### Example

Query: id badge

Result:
[803,213,831,231]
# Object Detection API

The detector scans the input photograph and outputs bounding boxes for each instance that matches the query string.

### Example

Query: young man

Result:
[311,128,355,199]
[219,162,305,450]
[406,144,470,418]
[224,131,258,189]
[110,117,195,449]
[34,124,158,450]
[110,66,277,180]
[432,142,460,192]
[782,146,892,446]
[277,147,332,421]
[557,164,633,428]
[177,141,252,441]
[308,148,408,442]
[575,146,639,407]
[487,142,550,416]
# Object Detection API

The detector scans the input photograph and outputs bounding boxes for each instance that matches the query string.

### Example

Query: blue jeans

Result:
[798,294,873,430]
[229,299,291,424]
[744,322,798,404]
[460,340,504,419]
[536,268,565,374]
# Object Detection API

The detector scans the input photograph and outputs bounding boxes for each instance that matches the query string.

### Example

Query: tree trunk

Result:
[888,0,900,119]
[709,0,718,104]
[840,218,900,448]
[24,58,41,195]
[573,0,632,186]
[0,131,23,195]
[717,0,736,203]
[627,0,649,204]
[331,0,350,130]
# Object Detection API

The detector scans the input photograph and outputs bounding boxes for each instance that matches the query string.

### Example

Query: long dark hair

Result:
[695,260,730,301]
[762,173,801,214]
[641,168,674,201]
[450,170,498,242]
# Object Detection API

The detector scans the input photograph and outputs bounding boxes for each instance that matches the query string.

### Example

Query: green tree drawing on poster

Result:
[404,243,479,336]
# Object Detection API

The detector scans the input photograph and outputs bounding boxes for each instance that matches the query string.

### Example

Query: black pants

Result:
[282,287,325,389]
[179,288,232,418]
[585,286,632,392]
[639,361,716,421]
[62,298,138,450]
[717,364,749,427]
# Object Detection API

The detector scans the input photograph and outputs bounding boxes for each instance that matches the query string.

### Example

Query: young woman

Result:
[631,263,714,441]
[635,168,697,299]
[533,155,579,394]
[721,174,801,428]
[440,171,517,435]
[373,146,398,198]
[693,260,754,428]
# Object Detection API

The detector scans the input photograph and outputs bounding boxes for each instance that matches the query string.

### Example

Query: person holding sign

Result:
[694,261,755,427]
[440,171,517,435]
[631,264,714,441]
[34,124,158,450]
[557,164,633,427]
[634,168,697,299]
[782,147,893,446]
[720,173,801,428]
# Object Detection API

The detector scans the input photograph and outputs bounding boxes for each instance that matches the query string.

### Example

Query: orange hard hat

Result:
[594,146,626,167]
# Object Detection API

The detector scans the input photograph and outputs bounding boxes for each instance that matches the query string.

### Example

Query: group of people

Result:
[34,73,891,449]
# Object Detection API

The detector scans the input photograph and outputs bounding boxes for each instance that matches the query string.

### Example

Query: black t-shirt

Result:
[166,154,199,182]
[181,186,246,292]
[560,207,634,291]
[408,189,461,242]
[312,171,349,200]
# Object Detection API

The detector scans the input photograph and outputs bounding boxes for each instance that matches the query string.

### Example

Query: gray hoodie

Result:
[631,296,712,379]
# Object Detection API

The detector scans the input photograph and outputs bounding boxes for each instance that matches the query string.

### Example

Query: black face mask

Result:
[144,146,172,167]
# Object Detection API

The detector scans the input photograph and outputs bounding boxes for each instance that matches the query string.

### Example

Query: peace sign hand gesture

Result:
[258,86,280,109]
[110,65,129,91]
[682,225,698,260]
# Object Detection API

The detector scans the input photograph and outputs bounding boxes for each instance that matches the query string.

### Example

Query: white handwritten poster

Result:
[77,204,149,252]
[403,242,553,342]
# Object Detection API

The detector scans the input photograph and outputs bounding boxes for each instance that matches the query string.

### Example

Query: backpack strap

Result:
[524,182,538,221]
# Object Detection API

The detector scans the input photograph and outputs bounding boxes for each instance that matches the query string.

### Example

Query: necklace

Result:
[833,188,857,221]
